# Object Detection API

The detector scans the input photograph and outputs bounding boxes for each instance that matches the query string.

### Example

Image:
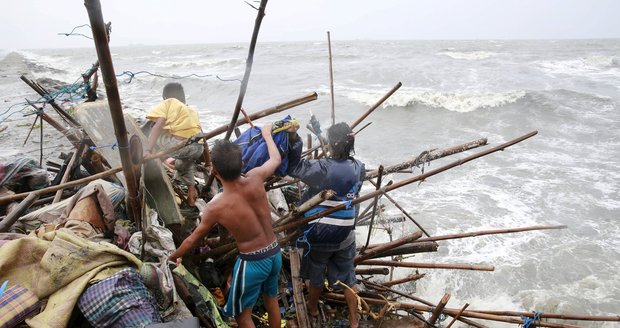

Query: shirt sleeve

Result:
[146,99,170,121]
[288,159,327,190]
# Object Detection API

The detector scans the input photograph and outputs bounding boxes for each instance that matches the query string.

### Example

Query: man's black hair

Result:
[211,139,242,181]
[162,82,186,104]
[328,122,355,160]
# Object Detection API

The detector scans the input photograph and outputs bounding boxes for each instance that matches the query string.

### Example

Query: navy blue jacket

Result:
[289,158,365,246]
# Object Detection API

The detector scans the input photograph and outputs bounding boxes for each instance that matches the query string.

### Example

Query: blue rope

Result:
[522,311,543,328]
[89,143,118,151]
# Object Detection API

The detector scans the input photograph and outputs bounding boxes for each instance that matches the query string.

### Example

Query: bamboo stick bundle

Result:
[360,242,438,259]
[355,231,423,264]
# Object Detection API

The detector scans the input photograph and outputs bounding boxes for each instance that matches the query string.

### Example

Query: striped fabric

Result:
[0,284,40,328]
[77,268,161,328]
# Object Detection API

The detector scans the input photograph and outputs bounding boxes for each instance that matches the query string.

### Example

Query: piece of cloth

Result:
[140,259,178,317]
[146,98,201,139]
[128,209,176,259]
[0,284,40,328]
[78,268,161,328]
[156,134,203,186]
[301,240,357,290]
[0,229,142,327]
[223,250,282,318]
[234,116,302,176]
[11,179,124,235]
[56,183,117,236]
[289,158,365,246]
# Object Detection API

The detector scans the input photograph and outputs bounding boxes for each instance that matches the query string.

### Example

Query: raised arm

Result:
[247,124,281,181]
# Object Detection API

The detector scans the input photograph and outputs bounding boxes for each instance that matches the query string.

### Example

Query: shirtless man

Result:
[168,124,282,328]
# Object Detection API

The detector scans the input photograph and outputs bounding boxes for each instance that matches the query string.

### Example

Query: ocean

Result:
[1,39,619,326]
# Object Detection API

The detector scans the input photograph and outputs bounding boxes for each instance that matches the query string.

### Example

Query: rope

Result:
[88,143,128,151]
[116,70,242,84]
[521,311,543,328]
[57,24,93,40]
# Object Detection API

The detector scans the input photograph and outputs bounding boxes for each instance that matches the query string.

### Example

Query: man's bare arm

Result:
[248,124,281,181]
[144,117,166,157]
[168,208,217,262]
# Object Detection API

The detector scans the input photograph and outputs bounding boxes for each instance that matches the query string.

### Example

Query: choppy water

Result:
[1,40,619,326]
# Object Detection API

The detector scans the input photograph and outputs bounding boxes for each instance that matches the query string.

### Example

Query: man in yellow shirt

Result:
[144,82,203,207]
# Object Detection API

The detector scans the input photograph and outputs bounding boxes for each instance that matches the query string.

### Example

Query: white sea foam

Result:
[437,50,498,60]
[537,55,620,77]
[343,87,526,112]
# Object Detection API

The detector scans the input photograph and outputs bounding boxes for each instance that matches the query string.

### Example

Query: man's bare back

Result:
[205,172,276,253]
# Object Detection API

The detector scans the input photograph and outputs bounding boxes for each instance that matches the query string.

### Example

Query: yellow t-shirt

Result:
[146,98,201,139]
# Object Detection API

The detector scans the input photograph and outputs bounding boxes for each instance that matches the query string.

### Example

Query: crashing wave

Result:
[344,87,526,112]
[437,51,498,60]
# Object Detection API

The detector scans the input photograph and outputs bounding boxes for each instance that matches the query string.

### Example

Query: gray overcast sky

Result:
[2,0,619,49]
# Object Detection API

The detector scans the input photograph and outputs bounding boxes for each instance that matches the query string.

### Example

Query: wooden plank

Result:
[290,248,311,328]
[74,101,184,225]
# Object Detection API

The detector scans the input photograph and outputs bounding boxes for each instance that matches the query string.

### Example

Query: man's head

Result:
[162,82,186,103]
[211,139,242,181]
[327,122,355,160]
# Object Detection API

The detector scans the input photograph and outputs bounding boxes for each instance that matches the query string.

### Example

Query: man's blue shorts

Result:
[223,243,282,318]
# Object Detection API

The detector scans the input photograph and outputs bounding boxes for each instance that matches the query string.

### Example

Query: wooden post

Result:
[224,0,269,140]
[84,0,142,227]
[327,31,335,125]
[428,293,451,326]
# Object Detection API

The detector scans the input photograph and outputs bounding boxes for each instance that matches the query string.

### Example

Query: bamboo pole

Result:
[368,179,431,237]
[223,0,268,140]
[52,143,85,203]
[355,267,390,275]
[366,137,488,180]
[20,75,81,128]
[84,0,142,226]
[360,165,384,252]
[275,131,538,234]
[445,303,470,328]
[0,193,40,232]
[359,260,495,271]
[428,293,451,326]
[361,242,438,259]
[327,31,335,125]
[0,166,123,205]
[355,231,423,264]
[382,273,425,287]
[196,92,317,141]
[273,190,335,227]
[301,82,401,158]
[466,309,620,322]
[414,225,568,243]
[350,82,401,129]
[290,248,311,328]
